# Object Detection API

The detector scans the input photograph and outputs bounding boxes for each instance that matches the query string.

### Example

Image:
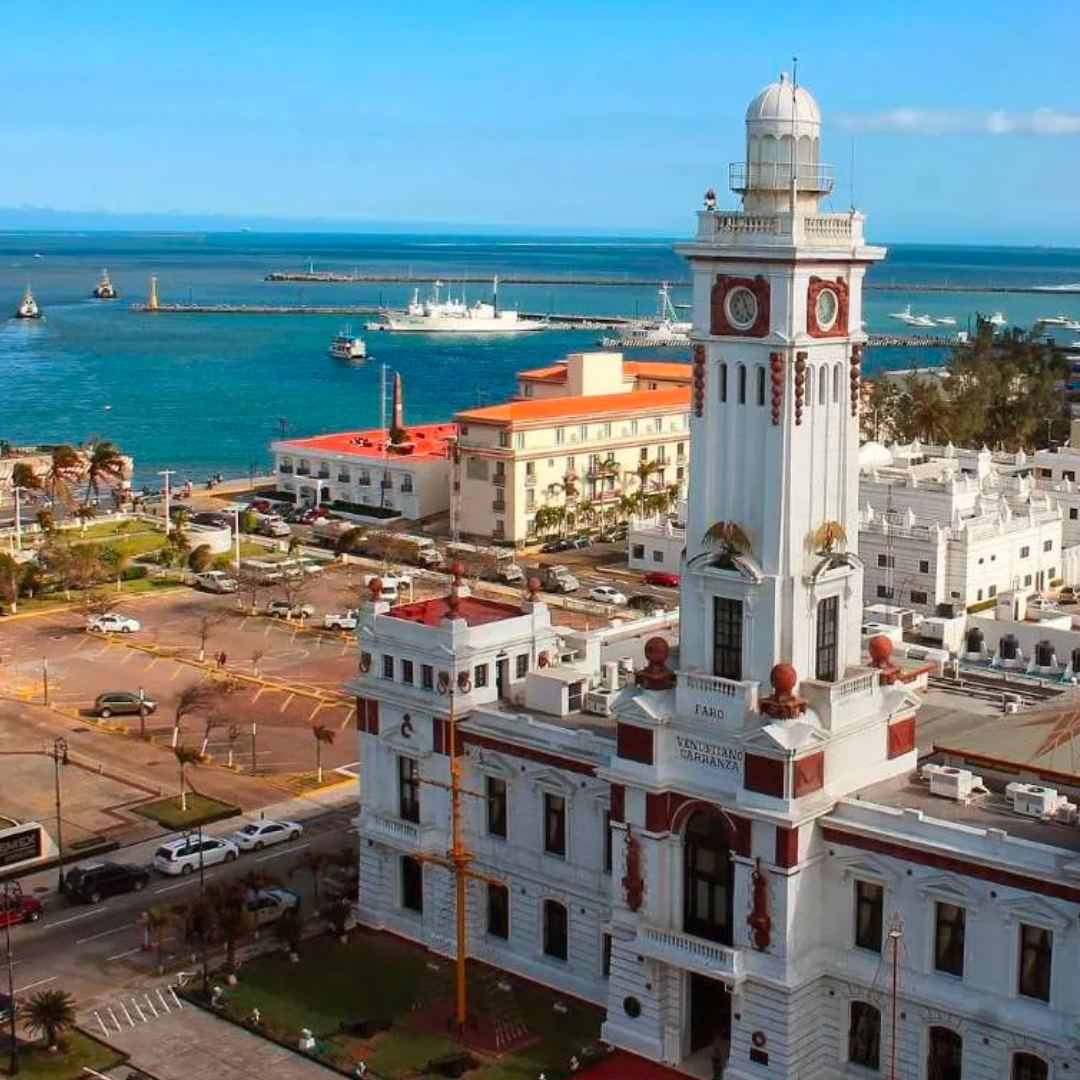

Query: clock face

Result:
[815,288,839,331]
[725,286,759,331]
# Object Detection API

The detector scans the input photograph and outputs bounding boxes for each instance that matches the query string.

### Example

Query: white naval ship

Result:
[366,278,545,334]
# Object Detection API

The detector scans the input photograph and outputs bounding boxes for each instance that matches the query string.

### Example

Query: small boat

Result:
[329,326,367,360]
[987,311,1008,328]
[889,305,920,326]
[14,286,42,320]
[93,268,118,299]
[910,314,936,328]
[1035,314,1080,332]
[935,316,958,326]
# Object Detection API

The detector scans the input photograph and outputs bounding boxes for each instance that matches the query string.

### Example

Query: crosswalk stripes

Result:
[90,984,184,1037]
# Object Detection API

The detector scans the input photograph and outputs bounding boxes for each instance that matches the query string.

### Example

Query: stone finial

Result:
[868,634,900,685]
[447,560,466,614]
[758,661,807,719]
[635,636,675,691]
[527,576,541,602]
[369,577,383,601]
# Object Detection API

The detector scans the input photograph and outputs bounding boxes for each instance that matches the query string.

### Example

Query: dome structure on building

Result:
[733,73,832,210]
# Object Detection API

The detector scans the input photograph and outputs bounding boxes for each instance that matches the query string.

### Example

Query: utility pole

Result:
[158,469,175,537]
[250,722,258,776]
[3,882,17,1075]
[888,915,903,1080]
[198,825,209,996]
[52,737,68,891]
[231,507,242,574]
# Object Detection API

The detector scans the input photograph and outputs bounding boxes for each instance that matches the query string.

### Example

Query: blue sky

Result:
[2,0,1079,243]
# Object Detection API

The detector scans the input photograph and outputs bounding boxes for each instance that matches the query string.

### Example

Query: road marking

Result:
[106,946,144,961]
[77,924,132,944]
[170,666,184,681]
[48,909,107,929]
[255,841,309,863]
[152,879,196,894]
[15,977,55,993]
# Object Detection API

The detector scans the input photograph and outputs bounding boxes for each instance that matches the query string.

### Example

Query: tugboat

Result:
[329,326,367,359]
[93,269,118,299]
[14,286,42,320]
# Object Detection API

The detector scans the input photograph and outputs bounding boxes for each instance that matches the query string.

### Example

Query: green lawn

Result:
[219,932,604,1080]
[11,574,182,614]
[133,793,240,829]
[0,1030,125,1080]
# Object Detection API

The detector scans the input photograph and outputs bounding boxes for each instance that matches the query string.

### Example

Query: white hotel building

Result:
[350,80,1077,1080]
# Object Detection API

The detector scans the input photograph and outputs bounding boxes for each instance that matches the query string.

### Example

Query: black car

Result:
[65,862,150,904]
[191,511,230,529]
[93,691,158,719]
[540,539,573,553]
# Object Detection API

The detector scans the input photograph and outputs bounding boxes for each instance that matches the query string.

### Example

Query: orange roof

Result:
[625,361,692,382]
[457,386,690,426]
[386,595,524,627]
[517,363,568,382]
[281,423,457,461]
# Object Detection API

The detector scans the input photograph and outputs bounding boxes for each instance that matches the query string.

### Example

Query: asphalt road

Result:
[4,799,357,1005]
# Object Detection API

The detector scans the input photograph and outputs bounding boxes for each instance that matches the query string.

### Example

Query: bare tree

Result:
[195,610,229,663]
[226,723,241,768]
[172,681,225,749]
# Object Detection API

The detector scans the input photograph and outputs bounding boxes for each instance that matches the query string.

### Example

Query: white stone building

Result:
[1035,418,1080,584]
[860,441,1063,615]
[348,79,1076,1080]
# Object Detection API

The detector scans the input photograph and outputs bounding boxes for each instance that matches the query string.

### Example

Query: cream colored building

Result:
[452,352,692,545]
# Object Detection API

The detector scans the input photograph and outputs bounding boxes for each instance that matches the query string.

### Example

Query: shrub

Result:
[121,565,149,581]
[188,544,214,572]
[238,510,259,535]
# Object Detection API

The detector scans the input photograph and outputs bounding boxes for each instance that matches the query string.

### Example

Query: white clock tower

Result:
[602,78,922,1077]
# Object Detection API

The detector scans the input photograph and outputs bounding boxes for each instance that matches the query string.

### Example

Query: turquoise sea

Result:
[3,232,1080,484]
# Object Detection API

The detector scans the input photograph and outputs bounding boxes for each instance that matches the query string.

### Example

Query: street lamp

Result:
[250,722,258,776]
[197,825,209,997]
[52,737,68,892]
[3,882,17,1075]
[11,484,29,553]
[231,506,242,575]
[158,469,175,537]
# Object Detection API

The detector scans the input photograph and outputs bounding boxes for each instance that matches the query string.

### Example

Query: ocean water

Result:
[2,232,1080,484]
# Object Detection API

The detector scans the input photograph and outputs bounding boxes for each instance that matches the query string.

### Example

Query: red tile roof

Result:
[457,386,690,426]
[281,423,457,461]
[386,594,525,627]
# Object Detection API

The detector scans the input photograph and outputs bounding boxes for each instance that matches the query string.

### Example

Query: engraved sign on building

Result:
[676,735,744,773]
[0,823,42,869]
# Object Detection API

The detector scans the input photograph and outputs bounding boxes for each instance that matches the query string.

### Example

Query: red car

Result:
[643,571,680,587]
[0,882,43,928]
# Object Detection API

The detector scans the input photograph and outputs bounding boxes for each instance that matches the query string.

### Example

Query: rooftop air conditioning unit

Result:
[583,690,615,717]
[922,764,983,801]
[1006,782,1069,818]
[601,660,620,692]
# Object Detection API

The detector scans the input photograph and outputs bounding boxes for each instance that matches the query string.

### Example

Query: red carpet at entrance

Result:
[573,1050,689,1080]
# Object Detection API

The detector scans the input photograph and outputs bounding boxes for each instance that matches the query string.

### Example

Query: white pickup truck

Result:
[323,609,359,631]
[361,573,412,600]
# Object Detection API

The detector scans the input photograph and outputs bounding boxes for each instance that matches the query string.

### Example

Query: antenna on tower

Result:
[789,56,799,212]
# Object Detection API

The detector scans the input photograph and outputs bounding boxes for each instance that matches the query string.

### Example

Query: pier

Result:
[263,270,1080,295]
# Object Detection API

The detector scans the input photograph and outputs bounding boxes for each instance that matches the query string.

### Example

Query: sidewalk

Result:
[86,997,341,1080]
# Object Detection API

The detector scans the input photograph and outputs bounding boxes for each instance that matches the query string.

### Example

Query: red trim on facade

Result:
[793,352,807,426]
[459,731,595,776]
[745,754,786,797]
[692,344,706,418]
[769,351,784,426]
[710,274,771,338]
[775,826,799,868]
[617,724,655,765]
[610,784,625,824]
[899,662,936,683]
[822,826,1080,903]
[793,751,825,797]
[887,716,916,759]
[806,276,850,339]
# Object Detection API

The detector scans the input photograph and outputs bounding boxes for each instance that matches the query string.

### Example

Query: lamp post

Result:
[250,722,257,776]
[52,736,68,892]
[3,882,17,1075]
[158,469,175,537]
[231,507,241,575]
[197,825,209,997]
[12,484,28,553]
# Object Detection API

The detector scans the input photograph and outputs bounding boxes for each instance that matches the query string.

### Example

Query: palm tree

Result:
[628,458,665,517]
[43,444,82,520]
[82,437,127,505]
[292,849,329,904]
[172,681,222,748]
[532,503,564,541]
[204,882,249,972]
[144,906,172,973]
[24,988,76,1050]
[11,461,41,493]
[173,744,202,812]
[312,724,335,783]
[575,499,599,535]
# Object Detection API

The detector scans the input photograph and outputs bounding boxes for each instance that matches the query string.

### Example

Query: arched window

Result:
[737,364,747,404]
[683,808,734,944]
[847,1002,881,1070]
[756,365,766,406]
[1012,1053,1048,1080]
[927,1027,962,1080]
[819,367,828,405]
[543,899,568,960]
[719,363,728,403]
[805,366,814,407]
[833,363,842,403]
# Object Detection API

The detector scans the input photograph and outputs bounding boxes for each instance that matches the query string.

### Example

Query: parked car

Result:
[361,573,412,600]
[598,525,629,543]
[589,585,628,606]
[251,499,274,514]
[168,502,195,520]
[245,887,299,927]
[87,612,141,634]
[1059,586,1078,603]
[258,516,291,538]
[643,570,680,587]
[540,539,573,554]
[93,691,157,719]
[64,861,150,903]
[152,836,239,876]
[194,570,239,593]
[0,883,43,927]
[265,598,315,619]
[192,512,231,529]
[323,610,359,631]
[568,536,592,550]
[1030,597,1060,612]
[228,819,303,852]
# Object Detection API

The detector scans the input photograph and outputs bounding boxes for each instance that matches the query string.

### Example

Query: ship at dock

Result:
[599,283,692,348]
[14,286,42,320]
[93,269,118,299]
[365,277,546,334]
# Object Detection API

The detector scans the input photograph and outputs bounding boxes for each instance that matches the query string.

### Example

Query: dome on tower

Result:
[745,75,821,130]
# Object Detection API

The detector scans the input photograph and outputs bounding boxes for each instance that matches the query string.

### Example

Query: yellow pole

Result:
[449,687,468,1032]
[149,275,159,311]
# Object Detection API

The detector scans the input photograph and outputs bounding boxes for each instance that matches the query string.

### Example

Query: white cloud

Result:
[835,108,1080,136]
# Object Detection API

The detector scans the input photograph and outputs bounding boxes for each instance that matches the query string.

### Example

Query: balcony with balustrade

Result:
[634,924,745,987]
[675,669,759,729]
[359,809,444,853]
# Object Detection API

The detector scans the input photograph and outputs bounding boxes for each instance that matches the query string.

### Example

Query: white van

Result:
[152,835,239,876]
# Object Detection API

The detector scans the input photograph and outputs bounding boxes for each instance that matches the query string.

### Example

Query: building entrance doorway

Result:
[689,973,731,1056]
